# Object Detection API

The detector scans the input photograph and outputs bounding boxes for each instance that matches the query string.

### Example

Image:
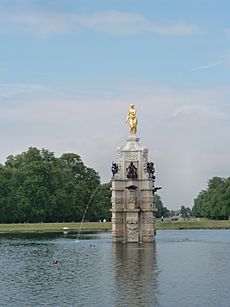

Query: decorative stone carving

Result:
[142,148,149,178]
[142,215,155,224]
[111,127,157,242]
[112,217,124,224]
[116,147,122,179]
[142,196,154,204]
[111,197,123,209]
[142,229,154,236]
[118,163,121,172]
[143,148,148,155]
[112,230,124,237]
[143,161,147,173]
[125,152,138,161]
[112,197,123,204]
[142,149,148,162]
[128,142,137,150]
[126,217,138,235]
[117,147,121,160]
[128,191,137,204]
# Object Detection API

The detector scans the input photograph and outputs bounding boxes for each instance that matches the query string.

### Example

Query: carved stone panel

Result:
[126,216,138,235]
[111,197,124,209]
[126,213,139,242]
[142,148,149,179]
[127,189,137,209]
[112,216,124,224]
[142,214,155,224]
[125,152,138,161]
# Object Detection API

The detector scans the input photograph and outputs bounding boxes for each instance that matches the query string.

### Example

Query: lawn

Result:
[0,222,112,233]
[0,218,230,233]
[156,218,230,230]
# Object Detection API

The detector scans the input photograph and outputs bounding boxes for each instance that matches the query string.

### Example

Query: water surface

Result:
[0,230,230,306]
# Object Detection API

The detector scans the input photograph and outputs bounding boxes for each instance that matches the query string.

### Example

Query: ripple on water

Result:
[0,230,230,306]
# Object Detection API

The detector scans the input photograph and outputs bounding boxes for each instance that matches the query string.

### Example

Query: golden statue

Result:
[126,104,138,135]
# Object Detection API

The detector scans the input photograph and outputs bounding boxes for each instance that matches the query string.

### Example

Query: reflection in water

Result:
[2,231,230,306]
[112,242,159,306]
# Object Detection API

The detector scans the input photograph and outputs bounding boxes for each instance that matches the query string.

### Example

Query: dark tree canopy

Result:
[0,147,111,223]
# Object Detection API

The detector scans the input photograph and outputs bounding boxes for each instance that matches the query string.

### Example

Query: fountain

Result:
[111,105,160,242]
[75,183,101,241]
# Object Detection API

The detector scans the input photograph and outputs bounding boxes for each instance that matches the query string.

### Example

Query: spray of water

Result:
[75,183,101,241]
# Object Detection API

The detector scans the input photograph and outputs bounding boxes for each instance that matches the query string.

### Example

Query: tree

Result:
[154,194,169,218]
[180,205,191,218]
[0,147,112,223]
[87,182,112,221]
[192,176,230,220]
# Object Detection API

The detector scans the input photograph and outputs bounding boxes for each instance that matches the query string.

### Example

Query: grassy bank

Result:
[0,219,230,233]
[156,218,230,230]
[0,222,112,233]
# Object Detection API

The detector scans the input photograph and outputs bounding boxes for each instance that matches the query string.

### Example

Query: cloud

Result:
[73,11,198,36]
[0,83,46,98]
[0,7,199,36]
[171,104,226,120]
[0,82,229,210]
[191,61,223,71]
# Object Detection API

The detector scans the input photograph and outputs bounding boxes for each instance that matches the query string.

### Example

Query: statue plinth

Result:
[111,136,157,243]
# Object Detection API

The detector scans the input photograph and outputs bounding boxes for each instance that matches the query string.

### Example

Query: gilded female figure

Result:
[126,104,138,135]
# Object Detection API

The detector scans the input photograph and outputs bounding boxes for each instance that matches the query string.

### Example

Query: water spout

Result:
[75,183,101,241]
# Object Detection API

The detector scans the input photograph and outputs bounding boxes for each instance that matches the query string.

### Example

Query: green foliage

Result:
[192,176,230,220]
[154,194,170,218]
[180,205,191,218]
[0,147,111,223]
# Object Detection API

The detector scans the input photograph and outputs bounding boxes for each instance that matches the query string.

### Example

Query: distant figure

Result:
[126,162,138,180]
[126,104,138,135]
[147,162,155,179]
[53,260,58,265]
[111,162,118,177]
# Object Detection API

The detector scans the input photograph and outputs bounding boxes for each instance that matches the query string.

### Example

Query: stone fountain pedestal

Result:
[111,136,157,243]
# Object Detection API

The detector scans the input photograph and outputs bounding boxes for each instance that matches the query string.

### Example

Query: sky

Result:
[1,0,230,210]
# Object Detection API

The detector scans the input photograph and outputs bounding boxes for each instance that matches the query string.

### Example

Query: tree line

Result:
[192,176,230,220]
[0,147,111,223]
[0,147,170,224]
[156,176,230,220]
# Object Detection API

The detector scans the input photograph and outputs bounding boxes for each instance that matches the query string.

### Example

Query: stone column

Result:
[111,136,157,242]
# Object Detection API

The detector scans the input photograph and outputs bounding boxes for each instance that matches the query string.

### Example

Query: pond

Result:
[0,230,230,306]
